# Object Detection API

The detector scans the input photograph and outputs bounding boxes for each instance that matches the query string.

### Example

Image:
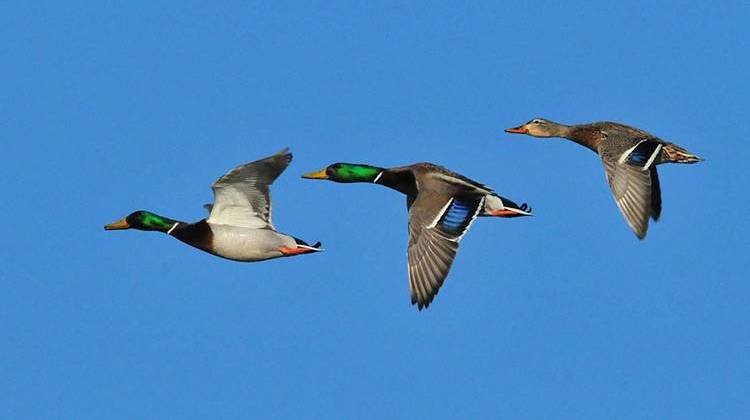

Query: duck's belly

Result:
[207,225,294,262]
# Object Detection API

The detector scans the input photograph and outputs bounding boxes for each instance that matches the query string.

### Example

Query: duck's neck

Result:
[329,164,415,195]
[551,123,573,138]
[373,168,417,196]
[561,124,600,152]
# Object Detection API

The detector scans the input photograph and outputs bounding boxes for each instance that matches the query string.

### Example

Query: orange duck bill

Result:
[504,125,529,134]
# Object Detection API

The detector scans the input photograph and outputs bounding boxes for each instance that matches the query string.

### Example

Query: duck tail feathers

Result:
[481,194,533,218]
[662,143,703,164]
[293,237,324,251]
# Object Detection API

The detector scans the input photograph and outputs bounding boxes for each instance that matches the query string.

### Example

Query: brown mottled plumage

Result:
[506,118,703,239]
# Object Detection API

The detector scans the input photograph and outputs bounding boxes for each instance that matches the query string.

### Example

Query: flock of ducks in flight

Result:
[105,118,703,310]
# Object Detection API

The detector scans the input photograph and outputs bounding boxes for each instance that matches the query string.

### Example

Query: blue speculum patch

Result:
[439,198,481,235]
[627,141,661,167]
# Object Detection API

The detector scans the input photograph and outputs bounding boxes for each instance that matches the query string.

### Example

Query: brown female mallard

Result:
[506,119,702,239]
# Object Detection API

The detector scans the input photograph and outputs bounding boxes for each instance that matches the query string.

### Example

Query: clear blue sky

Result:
[2,1,748,418]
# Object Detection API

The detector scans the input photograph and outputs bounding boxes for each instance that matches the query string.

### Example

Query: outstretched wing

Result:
[406,190,484,310]
[207,148,292,230]
[600,140,662,239]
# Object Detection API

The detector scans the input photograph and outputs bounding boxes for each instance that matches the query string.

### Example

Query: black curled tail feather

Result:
[293,237,322,249]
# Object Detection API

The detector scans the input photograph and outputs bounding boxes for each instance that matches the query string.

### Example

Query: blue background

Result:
[2,1,748,418]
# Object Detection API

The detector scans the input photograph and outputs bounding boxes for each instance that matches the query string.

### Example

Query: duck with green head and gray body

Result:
[105,148,322,261]
[505,119,703,239]
[302,161,531,310]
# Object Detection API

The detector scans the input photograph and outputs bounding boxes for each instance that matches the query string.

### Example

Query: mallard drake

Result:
[302,162,531,310]
[105,148,322,261]
[505,119,703,239]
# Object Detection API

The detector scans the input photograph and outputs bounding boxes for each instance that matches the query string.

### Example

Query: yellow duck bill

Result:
[301,168,329,179]
[104,218,130,230]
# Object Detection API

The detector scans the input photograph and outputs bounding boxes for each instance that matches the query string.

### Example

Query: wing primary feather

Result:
[206,149,293,230]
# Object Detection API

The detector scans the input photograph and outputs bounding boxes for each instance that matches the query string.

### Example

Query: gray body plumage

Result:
[207,225,297,262]
[378,163,528,309]
[106,148,321,262]
[203,148,320,261]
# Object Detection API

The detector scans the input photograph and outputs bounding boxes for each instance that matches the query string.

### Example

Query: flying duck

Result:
[302,162,531,310]
[105,148,322,261]
[505,119,702,239]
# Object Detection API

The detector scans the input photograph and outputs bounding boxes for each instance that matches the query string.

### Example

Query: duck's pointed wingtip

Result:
[413,299,432,311]
[275,147,292,160]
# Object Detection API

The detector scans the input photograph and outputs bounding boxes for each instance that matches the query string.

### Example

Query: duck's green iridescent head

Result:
[302,163,384,183]
[104,210,178,233]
